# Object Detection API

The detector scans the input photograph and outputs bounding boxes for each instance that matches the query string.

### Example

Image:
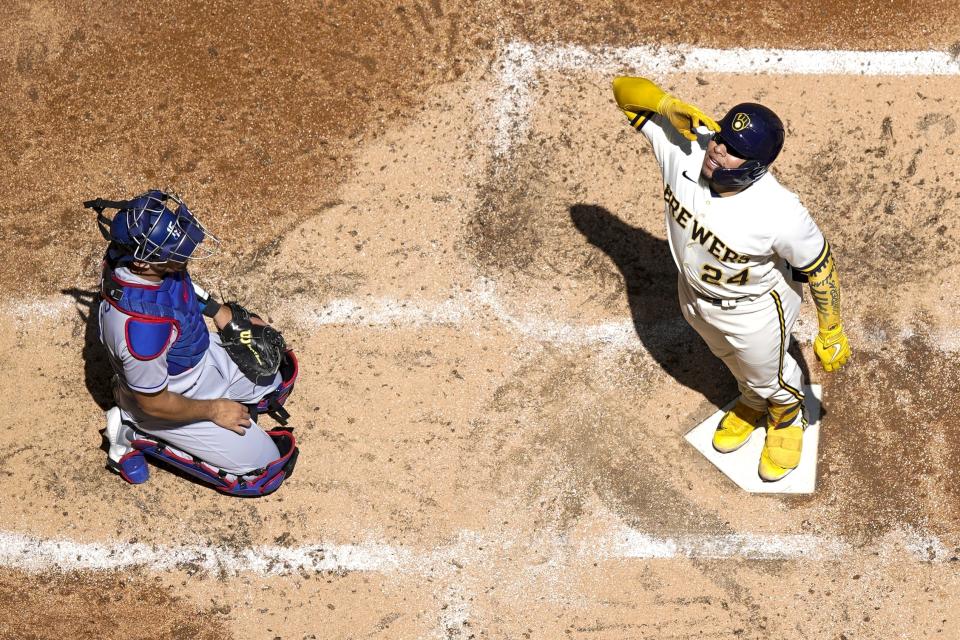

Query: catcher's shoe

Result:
[712,401,766,453]
[759,404,805,482]
[107,451,149,485]
[104,407,149,485]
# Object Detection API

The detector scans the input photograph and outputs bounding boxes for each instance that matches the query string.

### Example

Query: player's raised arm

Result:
[611,76,719,141]
[795,243,851,372]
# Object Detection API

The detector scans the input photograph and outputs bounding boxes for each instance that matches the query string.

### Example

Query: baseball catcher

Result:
[612,77,850,481]
[85,190,299,496]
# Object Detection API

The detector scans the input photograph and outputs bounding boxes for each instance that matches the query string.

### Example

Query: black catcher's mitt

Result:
[219,302,286,379]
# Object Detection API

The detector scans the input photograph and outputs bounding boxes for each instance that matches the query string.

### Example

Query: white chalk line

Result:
[13,284,960,354]
[493,42,960,155]
[8,297,74,322]
[1,526,952,577]
[8,284,643,350]
[295,279,643,350]
[0,531,408,575]
[9,43,960,580]
[294,282,960,354]
[295,279,960,353]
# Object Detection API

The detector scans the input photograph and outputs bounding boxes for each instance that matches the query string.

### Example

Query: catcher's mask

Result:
[85,189,219,264]
[710,103,785,190]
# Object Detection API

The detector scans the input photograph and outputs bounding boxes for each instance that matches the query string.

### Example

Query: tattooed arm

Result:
[808,252,842,332]
[804,245,850,371]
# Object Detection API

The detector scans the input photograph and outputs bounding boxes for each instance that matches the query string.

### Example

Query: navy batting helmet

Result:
[710,103,784,189]
[86,190,218,264]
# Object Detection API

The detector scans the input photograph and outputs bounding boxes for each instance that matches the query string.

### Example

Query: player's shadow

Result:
[61,287,115,410]
[570,204,812,407]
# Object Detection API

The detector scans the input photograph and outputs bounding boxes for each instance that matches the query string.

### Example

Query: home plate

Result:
[684,385,822,494]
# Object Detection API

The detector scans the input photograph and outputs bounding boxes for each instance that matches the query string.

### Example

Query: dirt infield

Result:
[4,1,960,638]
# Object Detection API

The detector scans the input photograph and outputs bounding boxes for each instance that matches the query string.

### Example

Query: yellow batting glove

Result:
[657,95,720,141]
[814,324,851,372]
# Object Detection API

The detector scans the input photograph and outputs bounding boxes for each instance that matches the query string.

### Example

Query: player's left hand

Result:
[213,304,269,331]
[814,324,851,372]
[219,302,287,378]
[659,96,720,141]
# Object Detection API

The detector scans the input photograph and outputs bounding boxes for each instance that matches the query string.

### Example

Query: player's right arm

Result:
[611,77,719,140]
[131,389,252,435]
[106,310,253,434]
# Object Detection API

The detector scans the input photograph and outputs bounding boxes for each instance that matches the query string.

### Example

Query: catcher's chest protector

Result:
[101,266,210,375]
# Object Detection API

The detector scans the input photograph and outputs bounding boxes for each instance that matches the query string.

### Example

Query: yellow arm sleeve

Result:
[803,244,842,331]
[800,240,850,371]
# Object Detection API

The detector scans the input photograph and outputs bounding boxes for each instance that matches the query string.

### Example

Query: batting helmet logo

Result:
[712,103,785,189]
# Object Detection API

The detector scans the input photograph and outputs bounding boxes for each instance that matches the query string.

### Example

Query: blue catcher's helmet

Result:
[105,190,218,264]
[710,103,785,190]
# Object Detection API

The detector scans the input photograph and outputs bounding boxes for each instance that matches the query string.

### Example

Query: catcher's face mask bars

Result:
[86,190,221,265]
[127,191,220,264]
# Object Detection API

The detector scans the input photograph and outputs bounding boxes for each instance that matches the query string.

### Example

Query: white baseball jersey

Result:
[635,113,829,301]
[626,111,825,412]
[98,266,281,472]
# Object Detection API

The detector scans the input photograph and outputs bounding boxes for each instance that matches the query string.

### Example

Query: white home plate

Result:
[684,385,822,494]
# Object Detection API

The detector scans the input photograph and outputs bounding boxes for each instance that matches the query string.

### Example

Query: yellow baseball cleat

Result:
[758,422,805,482]
[712,401,766,453]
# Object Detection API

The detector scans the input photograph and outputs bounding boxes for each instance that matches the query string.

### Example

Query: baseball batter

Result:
[86,190,299,496]
[611,77,850,481]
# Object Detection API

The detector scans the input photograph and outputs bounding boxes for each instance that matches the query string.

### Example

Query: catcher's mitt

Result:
[219,302,286,379]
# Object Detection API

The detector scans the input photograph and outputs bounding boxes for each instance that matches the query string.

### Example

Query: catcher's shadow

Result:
[62,287,115,410]
[569,204,812,407]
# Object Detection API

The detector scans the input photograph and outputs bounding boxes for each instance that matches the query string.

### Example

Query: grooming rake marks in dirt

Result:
[5,37,960,639]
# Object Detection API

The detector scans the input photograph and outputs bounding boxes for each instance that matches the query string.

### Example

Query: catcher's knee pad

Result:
[250,349,299,425]
[132,430,299,497]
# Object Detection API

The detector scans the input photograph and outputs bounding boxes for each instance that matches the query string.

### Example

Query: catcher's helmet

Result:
[710,103,784,189]
[86,190,218,264]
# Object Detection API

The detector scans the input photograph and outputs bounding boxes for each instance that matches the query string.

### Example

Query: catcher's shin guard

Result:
[249,350,299,425]
[759,401,805,482]
[132,430,299,497]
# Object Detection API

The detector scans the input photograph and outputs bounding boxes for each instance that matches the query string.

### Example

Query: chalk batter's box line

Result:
[0,528,951,576]
[492,42,960,155]
[4,43,959,576]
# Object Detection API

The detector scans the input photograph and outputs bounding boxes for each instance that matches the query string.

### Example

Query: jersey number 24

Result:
[701,265,749,286]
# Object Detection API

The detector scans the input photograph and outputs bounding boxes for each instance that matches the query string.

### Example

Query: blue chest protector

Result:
[101,265,210,375]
